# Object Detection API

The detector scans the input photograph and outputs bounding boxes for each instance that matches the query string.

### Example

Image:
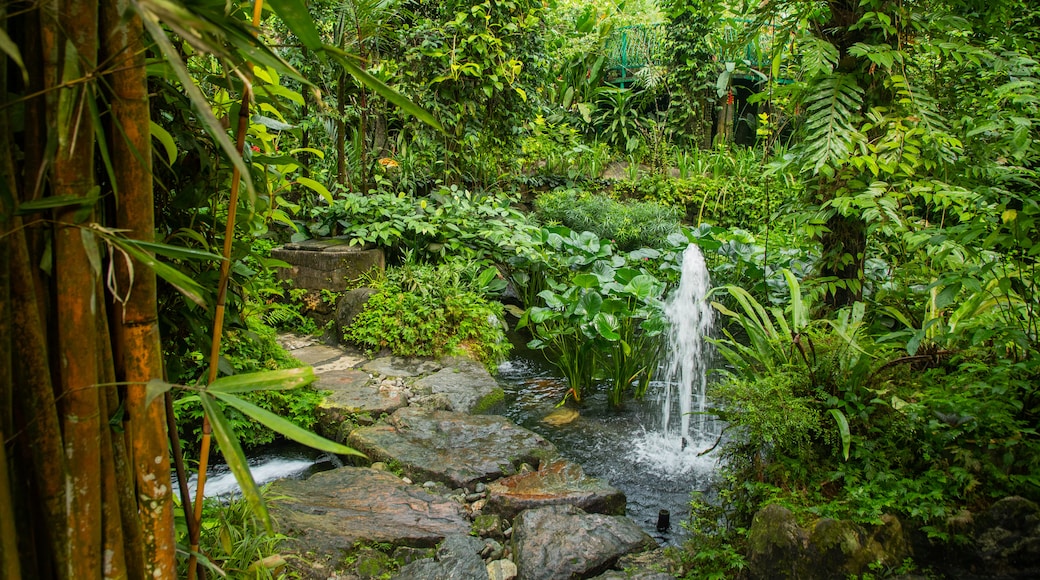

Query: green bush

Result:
[533,187,682,251]
[345,262,511,370]
[612,173,793,230]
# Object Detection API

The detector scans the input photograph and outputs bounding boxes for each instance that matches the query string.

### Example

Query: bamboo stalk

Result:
[96,308,129,580]
[188,3,265,578]
[0,428,23,579]
[49,0,102,576]
[100,0,177,575]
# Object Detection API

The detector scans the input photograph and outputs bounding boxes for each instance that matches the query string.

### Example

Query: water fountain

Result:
[629,243,718,476]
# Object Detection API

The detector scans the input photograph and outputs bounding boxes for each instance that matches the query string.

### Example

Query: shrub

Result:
[533,187,682,250]
[344,262,511,370]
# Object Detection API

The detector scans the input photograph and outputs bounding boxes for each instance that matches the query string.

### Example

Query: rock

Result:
[481,538,504,560]
[348,407,557,489]
[973,496,1040,577]
[272,240,384,291]
[269,467,469,558]
[487,558,518,580]
[315,368,407,440]
[392,546,434,567]
[511,505,657,580]
[746,504,908,579]
[291,344,348,366]
[597,548,678,579]
[473,514,504,540]
[362,356,442,378]
[392,534,489,580]
[412,358,505,413]
[486,459,626,520]
[336,287,376,331]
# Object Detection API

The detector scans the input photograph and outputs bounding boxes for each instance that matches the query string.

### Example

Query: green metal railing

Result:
[604,19,791,86]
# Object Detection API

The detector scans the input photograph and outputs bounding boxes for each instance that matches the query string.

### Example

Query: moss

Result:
[471,387,506,414]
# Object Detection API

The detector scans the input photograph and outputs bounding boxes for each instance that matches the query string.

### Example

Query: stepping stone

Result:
[315,369,408,431]
[511,505,656,580]
[363,356,442,378]
[312,353,366,373]
[270,467,469,557]
[291,344,348,366]
[412,358,504,413]
[348,407,557,490]
[486,459,626,520]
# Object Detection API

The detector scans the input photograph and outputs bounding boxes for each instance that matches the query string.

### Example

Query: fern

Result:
[800,73,865,176]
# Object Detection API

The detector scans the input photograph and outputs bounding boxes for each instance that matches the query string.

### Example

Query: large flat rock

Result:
[348,407,558,490]
[511,505,657,580]
[413,358,503,413]
[316,369,407,418]
[270,467,469,556]
[486,459,626,520]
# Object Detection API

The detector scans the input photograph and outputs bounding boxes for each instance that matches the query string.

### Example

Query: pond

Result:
[493,334,721,546]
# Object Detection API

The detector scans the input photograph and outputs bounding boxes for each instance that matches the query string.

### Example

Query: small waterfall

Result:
[659,243,715,440]
[630,244,716,474]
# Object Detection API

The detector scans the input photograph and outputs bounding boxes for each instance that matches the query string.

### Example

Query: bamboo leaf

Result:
[16,190,99,214]
[326,46,443,132]
[0,27,28,82]
[199,395,271,531]
[125,239,223,262]
[149,121,178,164]
[210,391,366,457]
[207,367,315,394]
[109,236,208,308]
[144,378,175,408]
[266,0,322,50]
[136,7,256,203]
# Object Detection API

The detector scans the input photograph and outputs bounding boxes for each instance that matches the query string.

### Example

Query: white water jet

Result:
[659,243,715,441]
[630,244,716,474]
[181,457,317,498]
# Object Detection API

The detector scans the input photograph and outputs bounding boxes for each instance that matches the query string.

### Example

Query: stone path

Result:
[271,334,676,579]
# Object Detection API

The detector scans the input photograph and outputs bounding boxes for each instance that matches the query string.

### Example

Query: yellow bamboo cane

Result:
[188,2,265,578]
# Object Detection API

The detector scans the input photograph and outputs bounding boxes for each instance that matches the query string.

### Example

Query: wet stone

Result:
[348,407,557,490]
[363,356,442,378]
[269,467,470,558]
[486,459,626,520]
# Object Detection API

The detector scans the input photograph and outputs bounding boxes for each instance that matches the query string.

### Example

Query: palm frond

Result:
[800,73,865,176]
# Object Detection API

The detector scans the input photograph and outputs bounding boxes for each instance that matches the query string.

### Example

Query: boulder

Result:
[486,459,626,520]
[487,558,518,580]
[348,407,557,490]
[412,357,504,413]
[272,239,384,291]
[269,467,469,558]
[336,287,376,332]
[746,504,908,579]
[392,534,489,580]
[971,496,1040,578]
[511,505,657,580]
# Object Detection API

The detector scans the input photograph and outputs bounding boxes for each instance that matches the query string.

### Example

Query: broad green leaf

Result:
[199,395,271,531]
[326,47,443,133]
[572,274,600,289]
[211,391,366,457]
[296,177,333,204]
[150,121,178,165]
[623,274,659,300]
[593,312,621,341]
[783,269,806,332]
[145,378,175,408]
[828,408,852,461]
[207,367,315,394]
